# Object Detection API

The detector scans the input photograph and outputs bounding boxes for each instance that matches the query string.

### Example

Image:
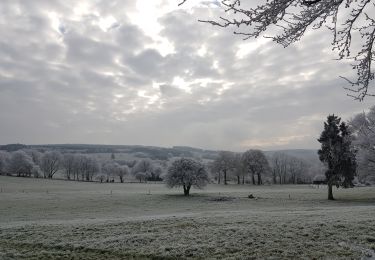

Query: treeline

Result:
[0,150,165,183]
[209,150,319,185]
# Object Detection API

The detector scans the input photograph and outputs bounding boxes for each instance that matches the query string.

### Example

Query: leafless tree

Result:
[242,149,270,185]
[40,151,62,178]
[117,165,130,183]
[271,152,288,184]
[233,153,246,184]
[165,158,209,196]
[0,151,10,175]
[212,151,236,185]
[80,156,100,181]
[62,154,76,180]
[181,0,375,100]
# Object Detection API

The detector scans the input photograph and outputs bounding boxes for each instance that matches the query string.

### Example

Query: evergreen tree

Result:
[318,115,357,200]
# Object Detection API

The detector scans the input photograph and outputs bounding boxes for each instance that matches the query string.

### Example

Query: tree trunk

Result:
[218,172,221,184]
[257,173,262,185]
[237,176,240,184]
[252,173,255,185]
[224,170,227,185]
[242,175,245,184]
[183,185,191,196]
[328,183,334,200]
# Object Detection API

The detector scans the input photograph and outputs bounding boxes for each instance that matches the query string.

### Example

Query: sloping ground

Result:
[0,176,374,259]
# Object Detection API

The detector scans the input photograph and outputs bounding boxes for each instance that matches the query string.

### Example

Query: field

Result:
[0,176,375,259]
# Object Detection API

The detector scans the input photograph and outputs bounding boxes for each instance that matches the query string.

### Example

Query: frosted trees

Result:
[101,161,117,182]
[117,165,130,183]
[62,154,76,180]
[80,156,100,181]
[271,152,288,184]
[132,159,154,183]
[6,151,34,177]
[165,158,209,196]
[212,151,236,185]
[181,0,375,100]
[349,106,375,183]
[318,115,357,200]
[0,151,10,175]
[242,150,270,185]
[40,151,62,178]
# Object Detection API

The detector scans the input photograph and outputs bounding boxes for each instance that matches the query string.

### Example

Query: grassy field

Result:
[0,176,374,259]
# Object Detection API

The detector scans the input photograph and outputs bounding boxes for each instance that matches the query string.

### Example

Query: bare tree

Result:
[0,151,10,175]
[80,156,100,181]
[181,0,375,100]
[242,149,270,185]
[271,152,288,184]
[233,153,246,184]
[212,151,236,185]
[62,154,76,180]
[117,165,130,183]
[165,158,209,196]
[40,151,62,179]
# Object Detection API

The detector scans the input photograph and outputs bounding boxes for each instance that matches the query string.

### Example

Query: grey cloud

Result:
[0,1,372,150]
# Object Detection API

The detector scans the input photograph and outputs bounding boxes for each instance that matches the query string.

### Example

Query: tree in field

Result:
[233,153,246,184]
[0,151,10,175]
[101,161,119,182]
[117,165,130,183]
[6,151,34,177]
[180,0,375,100]
[318,115,357,200]
[132,159,154,183]
[270,152,288,184]
[23,149,42,166]
[349,106,375,183]
[165,158,209,196]
[80,156,100,181]
[212,151,236,185]
[62,153,76,180]
[242,150,270,185]
[40,151,62,178]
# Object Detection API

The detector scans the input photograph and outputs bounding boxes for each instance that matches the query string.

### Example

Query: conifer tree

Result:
[318,115,356,200]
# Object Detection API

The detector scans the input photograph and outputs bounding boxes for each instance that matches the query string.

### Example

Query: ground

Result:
[0,176,374,259]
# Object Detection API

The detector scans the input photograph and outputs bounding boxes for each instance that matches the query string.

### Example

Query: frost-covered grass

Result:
[0,176,375,259]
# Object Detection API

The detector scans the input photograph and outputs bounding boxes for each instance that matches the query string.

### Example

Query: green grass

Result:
[0,176,374,259]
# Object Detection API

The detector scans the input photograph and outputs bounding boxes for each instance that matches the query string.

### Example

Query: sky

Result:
[0,0,373,151]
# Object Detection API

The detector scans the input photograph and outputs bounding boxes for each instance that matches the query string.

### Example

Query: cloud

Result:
[0,0,372,150]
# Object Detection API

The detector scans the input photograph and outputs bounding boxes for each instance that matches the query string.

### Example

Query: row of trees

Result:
[210,150,315,186]
[0,150,166,183]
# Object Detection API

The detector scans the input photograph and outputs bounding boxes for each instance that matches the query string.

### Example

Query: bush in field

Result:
[6,151,34,177]
[165,158,209,196]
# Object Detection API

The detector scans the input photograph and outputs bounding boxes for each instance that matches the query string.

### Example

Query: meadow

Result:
[0,176,374,259]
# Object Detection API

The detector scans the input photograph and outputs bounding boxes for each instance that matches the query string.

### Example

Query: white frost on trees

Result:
[165,158,209,196]
[40,151,62,179]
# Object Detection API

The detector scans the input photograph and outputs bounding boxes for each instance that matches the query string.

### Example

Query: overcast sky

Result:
[0,0,372,151]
